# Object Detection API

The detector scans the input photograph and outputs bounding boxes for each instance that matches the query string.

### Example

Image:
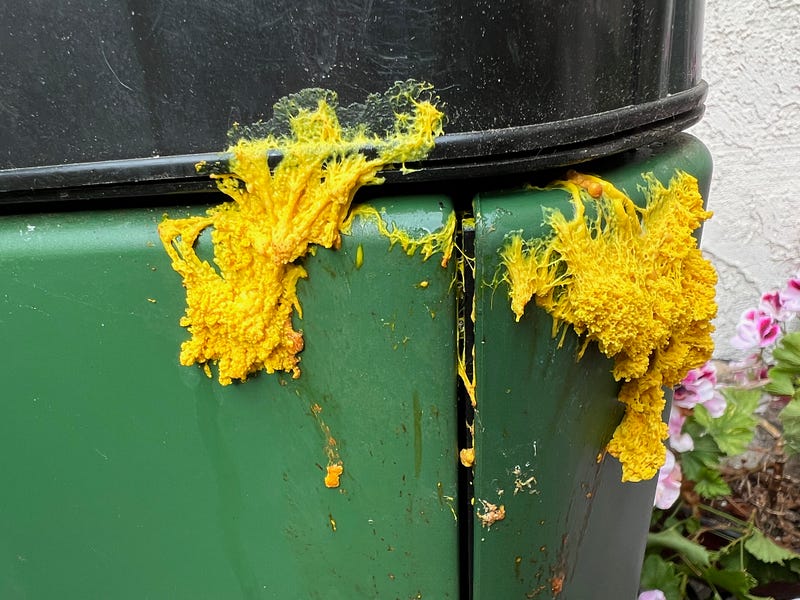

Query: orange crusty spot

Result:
[324,464,344,488]
[477,499,506,528]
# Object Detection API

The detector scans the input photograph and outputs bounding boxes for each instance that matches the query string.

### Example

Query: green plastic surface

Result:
[471,133,712,599]
[0,134,713,599]
[0,198,459,599]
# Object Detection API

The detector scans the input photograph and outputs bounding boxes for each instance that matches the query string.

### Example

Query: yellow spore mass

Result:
[324,463,344,488]
[501,170,717,482]
[159,82,443,384]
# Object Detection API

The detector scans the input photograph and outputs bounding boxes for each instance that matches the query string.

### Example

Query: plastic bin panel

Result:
[0,197,459,599]
[471,134,712,599]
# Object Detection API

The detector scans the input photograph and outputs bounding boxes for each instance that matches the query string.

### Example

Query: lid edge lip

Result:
[0,82,707,196]
[430,81,708,159]
[381,106,706,184]
[0,110,702,208]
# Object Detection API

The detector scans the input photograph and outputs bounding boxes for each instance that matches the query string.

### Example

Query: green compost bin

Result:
[0,133,712,599]
[0,0,714,596]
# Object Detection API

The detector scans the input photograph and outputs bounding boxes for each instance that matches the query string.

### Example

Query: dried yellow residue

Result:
[459,447,475,468]
[324,464,344,488]
[477,499,506,528]
[355,244,364,269]
[501,170,717,482]
[310,401,345,488]
[158,82,443,385]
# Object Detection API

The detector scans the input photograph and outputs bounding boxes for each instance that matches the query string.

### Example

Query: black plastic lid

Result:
[0,0,705,199]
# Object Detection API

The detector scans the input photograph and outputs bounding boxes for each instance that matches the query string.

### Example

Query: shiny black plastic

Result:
[0,0,705,196]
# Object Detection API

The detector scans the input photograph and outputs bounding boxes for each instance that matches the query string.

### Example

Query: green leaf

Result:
[647,528,711,568]
[765,367,798,396]
[684,515,702,535]
[779,397,800,456]
[640,553,684,600]
[779,331,800,354]
[661,511,685,530]
[680,435,731,498]
[773,331,800,367]
[721,387,764,411]
[693,471,732,498]
[694,388,760,456]
[792,557,800,575]
[683,416,707,440]
[701,566,758,600]
[767,334,800,395]
[723,547,800,588]
[773,346,800,368]
[745,529,800,565]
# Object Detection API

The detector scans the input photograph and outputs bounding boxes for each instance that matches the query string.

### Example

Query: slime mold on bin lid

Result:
[158,82,446,385]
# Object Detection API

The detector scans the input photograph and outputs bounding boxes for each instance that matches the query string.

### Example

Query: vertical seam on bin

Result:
[456,215,476,600]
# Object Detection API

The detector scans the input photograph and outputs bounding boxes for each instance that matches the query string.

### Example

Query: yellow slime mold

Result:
[159,82,443,385]
[344,205,456,268]
[501,170,717,482]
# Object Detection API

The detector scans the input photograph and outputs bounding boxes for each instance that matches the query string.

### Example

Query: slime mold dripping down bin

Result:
[0,2,713,599]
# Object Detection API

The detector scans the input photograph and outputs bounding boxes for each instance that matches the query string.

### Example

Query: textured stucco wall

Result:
[690,0,800,359]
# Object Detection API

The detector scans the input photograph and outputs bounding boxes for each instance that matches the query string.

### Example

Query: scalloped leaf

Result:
[693,388,760,457]
[745,529,800,565]
[680,435,731,498]
[701,567,758,600]
[640,554,684,600]
[766,366,798,396]
[779,397,800,456]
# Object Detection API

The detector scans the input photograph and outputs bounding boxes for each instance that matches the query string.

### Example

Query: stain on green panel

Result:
[413,392,423,478]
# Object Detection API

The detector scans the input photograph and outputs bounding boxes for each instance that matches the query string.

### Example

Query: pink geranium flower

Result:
[760,290,794,322]
[780,276,800,312]
[731,308,780,351]
[730,353,770,387]
[668,406,693,452]
[639,591,667,600]
[654,449,682,510]
[674,362,727,417]
[701,391,727,418]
